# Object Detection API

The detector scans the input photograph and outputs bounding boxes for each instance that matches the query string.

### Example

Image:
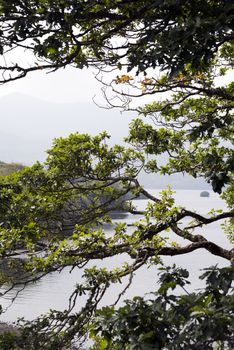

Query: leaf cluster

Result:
[91,265,234,350]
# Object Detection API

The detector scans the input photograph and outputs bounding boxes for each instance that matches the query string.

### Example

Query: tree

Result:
[0,1,233,349]
[91,265,234,350]
[0,0,233,82]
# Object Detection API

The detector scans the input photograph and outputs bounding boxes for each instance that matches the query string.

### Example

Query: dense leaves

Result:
[91,265,234,350]
[0,0,233,82]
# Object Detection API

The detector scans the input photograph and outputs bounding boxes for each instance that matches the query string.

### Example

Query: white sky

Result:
[0,66,102,103]
[0,65,135,165]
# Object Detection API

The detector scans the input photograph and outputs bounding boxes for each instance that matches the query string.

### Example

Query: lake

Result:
[0,189,231,323]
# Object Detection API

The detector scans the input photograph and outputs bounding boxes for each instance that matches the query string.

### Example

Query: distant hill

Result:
[0,161,25,176]
[138,172,210,190]
[0,93,209,189]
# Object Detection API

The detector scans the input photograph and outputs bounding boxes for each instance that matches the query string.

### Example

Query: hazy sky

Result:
[0,65,135,165]
[0,66,102,103]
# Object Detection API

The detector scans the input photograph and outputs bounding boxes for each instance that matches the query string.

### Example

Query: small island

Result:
[200,191,210,198]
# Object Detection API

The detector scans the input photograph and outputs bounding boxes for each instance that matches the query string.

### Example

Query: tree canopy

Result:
[0,0,233,82]
[0,1,233,349]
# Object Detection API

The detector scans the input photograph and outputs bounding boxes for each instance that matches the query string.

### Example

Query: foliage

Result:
[0,1,233,349]
[0,265,233,349]
[91,265,234,350]
[0,0,233,82]
[0,121,233,347]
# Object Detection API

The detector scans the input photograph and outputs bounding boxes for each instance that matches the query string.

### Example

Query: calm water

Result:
[0,190,231,323]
